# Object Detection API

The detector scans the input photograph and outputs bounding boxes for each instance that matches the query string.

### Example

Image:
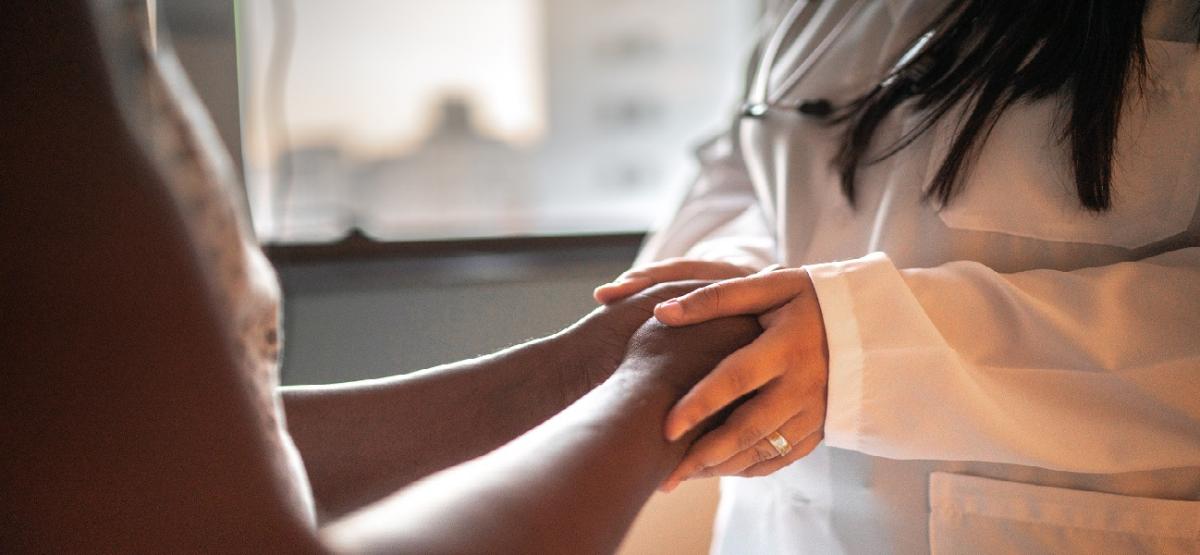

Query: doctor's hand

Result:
[652,268,830,491]
[593,258,754,304]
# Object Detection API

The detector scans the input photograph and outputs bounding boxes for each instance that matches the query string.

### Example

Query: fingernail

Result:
[655,300,683,320]
[662,479,679,493]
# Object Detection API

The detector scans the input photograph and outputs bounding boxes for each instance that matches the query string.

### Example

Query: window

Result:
[238,0,759,243]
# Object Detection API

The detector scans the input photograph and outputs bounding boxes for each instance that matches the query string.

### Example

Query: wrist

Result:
[544,326,619,406]
[593,366,695,464]
[604,360,737,465]
[609,354,695,400]
[554,309,638,391]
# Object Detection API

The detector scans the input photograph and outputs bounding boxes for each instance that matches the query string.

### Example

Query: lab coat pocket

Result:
[925,90,1200,249]
[928,472,1200,555]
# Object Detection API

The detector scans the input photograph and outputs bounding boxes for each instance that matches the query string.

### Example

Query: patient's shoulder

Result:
[0,6,313,550]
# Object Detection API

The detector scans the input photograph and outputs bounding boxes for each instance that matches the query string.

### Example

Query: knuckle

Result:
[705,459,736,476]
[779,345,808,373]
[720,372,745,396]
[805,408,826,432]
[695,448,725,468]
[696,446,729,468]
[752,442,777,464]
[693,284,723,313]
[795,407,825,437]
[736,423,767,450]
[721,365,754,395]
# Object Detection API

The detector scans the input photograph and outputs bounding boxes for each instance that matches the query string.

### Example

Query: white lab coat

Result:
[638,1,1200,553]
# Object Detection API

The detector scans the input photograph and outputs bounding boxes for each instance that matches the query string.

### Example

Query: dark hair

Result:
[834,0,1200,212]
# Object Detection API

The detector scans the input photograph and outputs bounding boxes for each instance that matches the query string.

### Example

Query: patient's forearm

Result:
[322,360,709,554]
[284,282,720,520]
[283,333,590,520]
[323,317,759,554]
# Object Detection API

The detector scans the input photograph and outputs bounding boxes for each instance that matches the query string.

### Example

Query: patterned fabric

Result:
[113,2,317,525]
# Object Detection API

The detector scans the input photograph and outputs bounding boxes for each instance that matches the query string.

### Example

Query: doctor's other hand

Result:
[592,258,755,304]
[654,268,830,490]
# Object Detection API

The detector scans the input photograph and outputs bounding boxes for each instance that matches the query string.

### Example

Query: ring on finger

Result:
[766,431,792,457]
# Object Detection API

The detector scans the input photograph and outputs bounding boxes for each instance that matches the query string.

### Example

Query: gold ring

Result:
[766,431,792,457]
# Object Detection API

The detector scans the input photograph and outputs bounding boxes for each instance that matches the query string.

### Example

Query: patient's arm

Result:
[7,38,750,547]
[7,152,752,552]
[4,4,757,551]
[282,282,716,519]
[322,317,760,554]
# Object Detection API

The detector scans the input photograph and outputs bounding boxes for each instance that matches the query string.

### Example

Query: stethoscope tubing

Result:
[743,0,870,118]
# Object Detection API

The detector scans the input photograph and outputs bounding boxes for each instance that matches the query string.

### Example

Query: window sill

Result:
[264,228,646,265]
[264,229,646,293]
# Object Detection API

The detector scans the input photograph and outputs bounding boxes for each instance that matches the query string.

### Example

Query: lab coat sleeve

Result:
[806,248,1200,473]
[635,130,776,269]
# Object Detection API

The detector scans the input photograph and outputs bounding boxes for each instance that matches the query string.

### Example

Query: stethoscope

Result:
[739,0,936,123]
[739,0,870,121]
[734,0,950,124]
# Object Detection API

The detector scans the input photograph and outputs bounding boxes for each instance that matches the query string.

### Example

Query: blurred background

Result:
[239,0,758,243]
[160,1,764,552]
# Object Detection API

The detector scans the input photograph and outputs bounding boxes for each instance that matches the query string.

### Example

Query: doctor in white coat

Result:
[595,0,1200,552]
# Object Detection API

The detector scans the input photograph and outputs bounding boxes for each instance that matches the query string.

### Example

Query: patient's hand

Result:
[559,281,720,394]
[616,316,762,411]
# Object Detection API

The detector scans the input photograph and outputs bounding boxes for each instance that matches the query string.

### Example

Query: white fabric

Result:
[635,134,777,270]
[928,473,1200,554]
[809,250,1200,471]
[639,1,1200,553]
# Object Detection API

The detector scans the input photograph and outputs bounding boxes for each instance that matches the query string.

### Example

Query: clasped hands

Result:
[594,259,830,491]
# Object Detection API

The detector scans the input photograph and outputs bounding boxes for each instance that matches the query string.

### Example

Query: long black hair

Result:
[834,0,1200,212]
